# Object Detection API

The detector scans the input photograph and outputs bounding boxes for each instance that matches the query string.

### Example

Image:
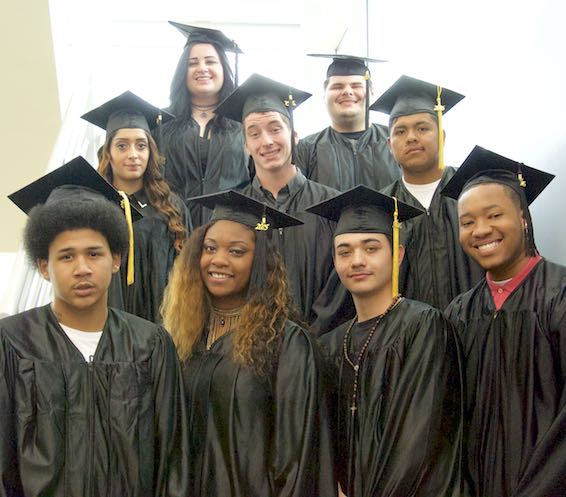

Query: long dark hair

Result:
[167,41,237,132]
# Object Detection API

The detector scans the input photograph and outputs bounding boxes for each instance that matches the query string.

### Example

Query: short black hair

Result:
[24,196,129,263]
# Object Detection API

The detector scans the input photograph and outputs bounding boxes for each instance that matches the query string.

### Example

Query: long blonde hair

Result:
[161,222,293,377]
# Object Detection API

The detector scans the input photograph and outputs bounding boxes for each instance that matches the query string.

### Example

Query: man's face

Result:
[333,232,394,299]
[388,112,440,180]
[458,183,528,280]
[325,75,367,127]
[38,228,120,317]
[244,111,293,174]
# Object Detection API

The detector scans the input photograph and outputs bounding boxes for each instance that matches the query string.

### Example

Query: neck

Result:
[352,286,396,322]
[192,94,219,108]
[403,165,444,185]
[52,298,108,332]
[113,178,143,195]
[488,252,531,281]
[256,164,297,198]
[332,117,366,134]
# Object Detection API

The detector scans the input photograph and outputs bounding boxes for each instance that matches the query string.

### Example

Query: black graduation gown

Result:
[321,298,463,497]
[0,305,188,497]
[239,172,354,333]
[183,321,337,497]
[108,188,189,323]
[381,166,484,310]
[156,116,250,227]
[445,259,566,497]
[296,124,401,192]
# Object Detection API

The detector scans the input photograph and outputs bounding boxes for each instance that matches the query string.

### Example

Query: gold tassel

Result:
[118,191,135,285]
[392,197,400,298]
[434,85,446,170]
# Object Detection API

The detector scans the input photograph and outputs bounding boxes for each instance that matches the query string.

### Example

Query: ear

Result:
[293,130,299,146]
[443,129,447,143]
[397,244,406,265]
[37,259,50,281]
[112,254,122,273]
[387,136,392,151]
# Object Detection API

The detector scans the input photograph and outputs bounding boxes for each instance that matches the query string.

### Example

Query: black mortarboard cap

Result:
[169,21,243,54]
[306,185,423,297]
[440,145,555,204]
[81,91,174,136]
[308,53,386,78]
[215,73,311,123]
[188,190,302,230]
[9,156,143,220]
[370,75,464,122]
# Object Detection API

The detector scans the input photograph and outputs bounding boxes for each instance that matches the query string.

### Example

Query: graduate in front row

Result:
[1,159,187,496]
[374,75,484,309]
[307,186,463,497]
[161,190,336,497]
[442,146,565,497]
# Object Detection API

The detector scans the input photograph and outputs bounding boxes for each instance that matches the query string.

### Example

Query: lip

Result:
[73,282,96,297]
[405,147,424,155]
[261,148,280,159]
[208,271,233,281]
[349,272,372,280]
[473,239,502,256]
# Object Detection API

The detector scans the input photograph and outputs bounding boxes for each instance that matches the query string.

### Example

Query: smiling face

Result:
[186,43,224,99]
[200,220,256,309]
[333,232,395,300]
[244,111,294,174]
[458,182,529,280]
[38,228,121,320]
[324,74,368,132]
[388,112,442,184]
[108,128,149,192]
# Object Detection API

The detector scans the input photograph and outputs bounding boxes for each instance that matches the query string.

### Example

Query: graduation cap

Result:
[306,185,424,297]
[81,90,174,136]
[441,145,555,256]
[310,53,387,130]
[215,73,311,164]
[441,145,555,204]
[169,21,243,85]
[189,189,302,295]
[370,75,465,169]
[9,156,143,285]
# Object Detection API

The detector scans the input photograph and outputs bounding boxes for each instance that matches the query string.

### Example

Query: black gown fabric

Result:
[156,116,250,227]
[0,305,188,497]
[381,166,484,310]
[321,298,463,497]
[296,124,401,192]
[239,172,354,334]
[183,320,337,497]
[108,188,189,323]
[445,259,566,497]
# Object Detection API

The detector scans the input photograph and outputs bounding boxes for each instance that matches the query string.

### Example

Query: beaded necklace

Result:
[342,295,402,414]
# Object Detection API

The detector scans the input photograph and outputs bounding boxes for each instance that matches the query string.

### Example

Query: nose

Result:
[472,217,492,238]
[342,86,354,96]
[210,250,229,268]
[196,59,208,72]
[351,248,366,268]
[128,144,138,159]
[405,127,418,142]
[74,255,93,276]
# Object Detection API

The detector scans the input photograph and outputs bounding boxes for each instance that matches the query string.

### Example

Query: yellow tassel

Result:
[434,85,445,170]
[392,197,400,298]
[118,191,135,285]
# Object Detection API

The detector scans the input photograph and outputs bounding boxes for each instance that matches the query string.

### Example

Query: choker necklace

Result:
[342,295,402,415]
[193,103,217,119]
[207,305,242,349]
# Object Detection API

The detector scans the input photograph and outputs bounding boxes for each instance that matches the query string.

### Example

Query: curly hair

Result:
[24,195,129,264]
[161,221,294,377]
[167,41,238,132]
[98,130,186,252]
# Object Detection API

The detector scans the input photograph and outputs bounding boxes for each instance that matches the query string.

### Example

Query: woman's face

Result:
[109,128,149,191]
[186,43,224,99]
[200,220,256,309]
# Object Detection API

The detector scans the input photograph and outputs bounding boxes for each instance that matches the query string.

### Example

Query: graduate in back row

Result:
[443,146,566,497]
[307,185,463,497]
[375,75,484,309]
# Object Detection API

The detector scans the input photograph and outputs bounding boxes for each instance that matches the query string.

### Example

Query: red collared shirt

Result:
[487,255,542,310]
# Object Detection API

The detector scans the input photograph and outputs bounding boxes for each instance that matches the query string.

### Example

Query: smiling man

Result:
[0,158,187,496]
[442,146,565,497]
[296,54,400,192]
[372,75,484,309]
[307,185,463,497]
[215,73,354,333]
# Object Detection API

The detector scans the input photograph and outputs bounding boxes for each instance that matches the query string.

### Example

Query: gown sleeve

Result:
[271,326,337,497]
[365,311,463,497]
[151,328,189,497]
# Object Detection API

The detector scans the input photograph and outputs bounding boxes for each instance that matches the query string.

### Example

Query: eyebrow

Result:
[335,238,382,249]
[56,245,106,254]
